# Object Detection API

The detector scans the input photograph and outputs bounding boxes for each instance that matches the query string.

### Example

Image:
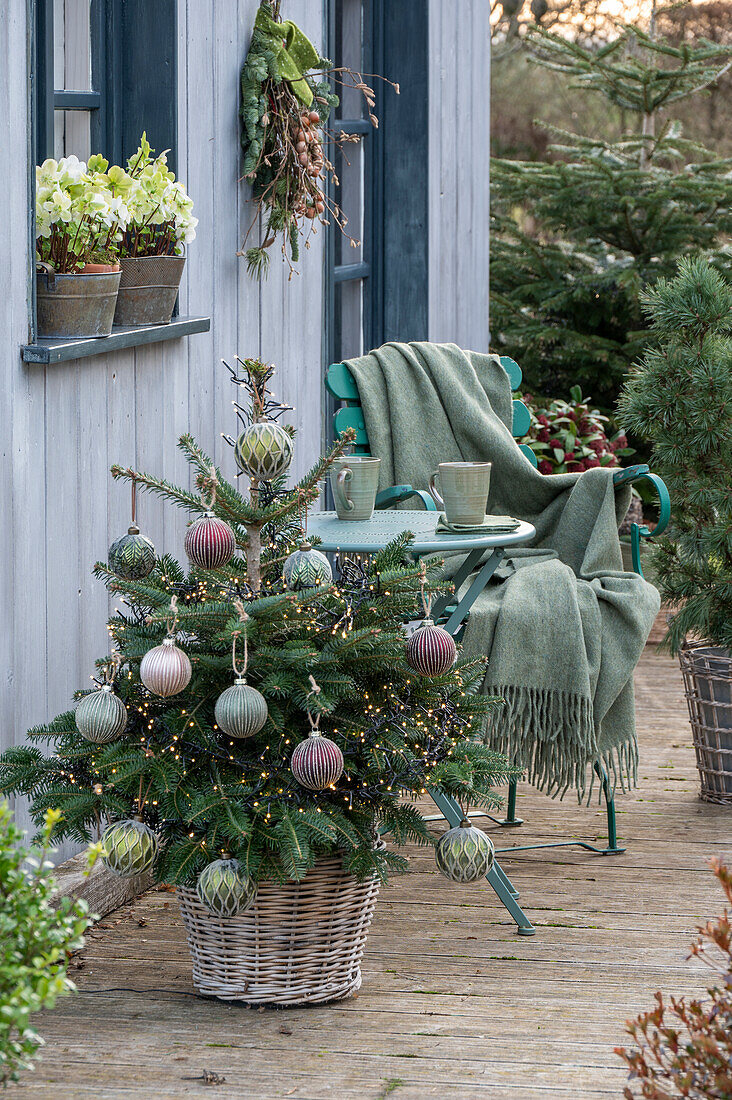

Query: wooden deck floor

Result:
[20,651,732,1100]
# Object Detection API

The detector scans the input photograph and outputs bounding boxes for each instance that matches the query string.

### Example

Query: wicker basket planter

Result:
[177,851,381,1005]
[679,642,732,805]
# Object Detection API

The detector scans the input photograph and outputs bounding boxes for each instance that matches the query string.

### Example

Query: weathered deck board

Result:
[20,650,732,1099]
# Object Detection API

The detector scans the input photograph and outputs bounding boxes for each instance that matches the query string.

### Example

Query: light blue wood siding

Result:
[428,0,491,350]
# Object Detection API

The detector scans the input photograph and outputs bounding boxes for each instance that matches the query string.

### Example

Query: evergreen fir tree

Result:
[0,358,515,889]
[617,256,732,653]
[490,23,732,408]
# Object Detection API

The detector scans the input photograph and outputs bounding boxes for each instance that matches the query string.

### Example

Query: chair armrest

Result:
[613,465,671,576]
[375,485,438,511]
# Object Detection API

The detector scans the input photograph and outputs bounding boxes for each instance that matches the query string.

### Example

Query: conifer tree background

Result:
[0,360,514,886]
[490,21,732,409]
[617,257,732,653]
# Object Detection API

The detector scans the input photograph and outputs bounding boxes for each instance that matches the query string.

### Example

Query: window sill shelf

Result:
[21,315,210,364]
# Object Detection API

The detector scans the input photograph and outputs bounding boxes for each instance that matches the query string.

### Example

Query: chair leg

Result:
[497,778,524,827]
[429,788,536,935]
[593,761,626,855]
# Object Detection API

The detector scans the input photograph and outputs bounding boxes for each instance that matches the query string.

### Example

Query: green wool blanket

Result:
[345,342,661,798]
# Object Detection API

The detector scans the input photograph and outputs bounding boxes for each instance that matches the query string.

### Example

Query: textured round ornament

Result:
[234,421,294,481]
[140,636,192,696]
[108,524,156,580]
[184,512,237,570]
[214,679,268,739]
[101,817,158,877]
[435,819,494,883]
[290,731,344,791]
[75,684,127,744]
[283,541,332,591]
[406,619,457,677]
[196,857,257,918]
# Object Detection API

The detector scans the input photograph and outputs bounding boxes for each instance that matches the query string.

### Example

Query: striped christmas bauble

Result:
[101,818,158,877]
[234,421,294,482]
[283,542,332,590]
[214,680,268,739]
[435,819,494,883]
[75,685,127,743]
[140,637,192,696]
[108,525,155,580]
[290,731,344,791]
[196,858,257,918]
[405,619,457,677]
[185,512,236,570]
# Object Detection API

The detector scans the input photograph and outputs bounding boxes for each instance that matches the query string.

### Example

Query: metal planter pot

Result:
[679,642,732,804]
[36,268,121,338]
[113,255,186,327]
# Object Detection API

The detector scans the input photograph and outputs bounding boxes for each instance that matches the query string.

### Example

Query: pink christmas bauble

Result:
[184,512,236,570]
[405,619,457,677]
[290,732,344,791]
[140,637,192,696]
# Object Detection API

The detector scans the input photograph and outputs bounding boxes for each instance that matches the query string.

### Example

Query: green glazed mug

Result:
[428,461,492,525]
[331,456,381,521]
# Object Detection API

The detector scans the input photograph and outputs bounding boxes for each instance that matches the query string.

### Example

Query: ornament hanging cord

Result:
[306,674,321,733]
[103,651,122,685]
[131,476,137,527]
[232,599,250,679]
[165,595,179,638]
[418,560,432,619]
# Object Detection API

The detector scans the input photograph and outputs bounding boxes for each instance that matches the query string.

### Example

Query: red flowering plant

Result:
[519,385,634,475]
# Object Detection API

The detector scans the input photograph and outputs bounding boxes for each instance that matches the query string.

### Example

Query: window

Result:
[25,0,207,359]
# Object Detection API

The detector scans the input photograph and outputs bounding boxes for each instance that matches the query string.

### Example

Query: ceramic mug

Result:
[331,456,381,520]
[428,461,492,525]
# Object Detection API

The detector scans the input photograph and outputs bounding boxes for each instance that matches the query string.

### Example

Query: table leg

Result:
[430,549,485,622]
[428,787,535,935]
[442,549,505,636]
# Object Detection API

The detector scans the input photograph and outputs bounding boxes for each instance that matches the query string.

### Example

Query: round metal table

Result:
[308,509,536,637]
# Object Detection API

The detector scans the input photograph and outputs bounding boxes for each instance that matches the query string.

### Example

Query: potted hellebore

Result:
[113,134,198,326]
[35,155,129,337]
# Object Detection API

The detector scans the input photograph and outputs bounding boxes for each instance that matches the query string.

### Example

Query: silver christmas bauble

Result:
[75,685,127,744]
[140,636,192,697]
[214,680,268,739]
[196,858,257,918]
[234,421,293,482]
[435,819,494,883]
[102,818,158,877]
[283,541,332,591]
[108,525,156,580]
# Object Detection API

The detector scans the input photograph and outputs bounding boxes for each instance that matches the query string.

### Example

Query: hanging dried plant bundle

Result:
[238,0,397,278]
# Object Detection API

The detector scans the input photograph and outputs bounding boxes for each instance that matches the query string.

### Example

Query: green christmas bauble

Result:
[101,818,158,878]
[214,680,268,739]
[435,819,494,884]
[283,541,332,590]
[234,421,293,481]
[196,858,257,918]
[108,525,155,580]
[75,685,127,743]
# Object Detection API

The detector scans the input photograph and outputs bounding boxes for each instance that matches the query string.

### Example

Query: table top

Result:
[307,510,536,554]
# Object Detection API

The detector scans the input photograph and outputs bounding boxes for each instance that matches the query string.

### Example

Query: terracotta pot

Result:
[81,261,121,274]
[113,255,186,327]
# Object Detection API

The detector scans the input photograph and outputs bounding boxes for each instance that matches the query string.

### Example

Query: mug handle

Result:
[428,470,444,507]
[335,467,355,512]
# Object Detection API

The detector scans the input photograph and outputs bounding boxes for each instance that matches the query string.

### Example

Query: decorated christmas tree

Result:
[0,358,514,913]
[490,22,732,409]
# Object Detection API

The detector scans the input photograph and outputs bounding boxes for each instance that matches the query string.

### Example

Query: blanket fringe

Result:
[484,683,637,802]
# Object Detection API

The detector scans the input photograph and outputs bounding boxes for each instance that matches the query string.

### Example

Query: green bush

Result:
[0,803,99,1085]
